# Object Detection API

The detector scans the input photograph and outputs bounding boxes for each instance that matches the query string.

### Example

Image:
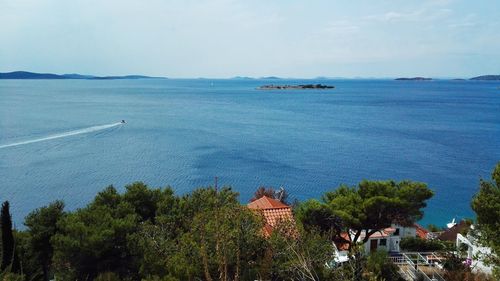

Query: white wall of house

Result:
[456,233,493,275]
[394,224,416,238]
[364,237,389,253]
[363,224,418,254]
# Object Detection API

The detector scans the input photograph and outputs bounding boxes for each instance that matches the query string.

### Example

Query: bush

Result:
[400,237,450,252]
[365,251,404,281]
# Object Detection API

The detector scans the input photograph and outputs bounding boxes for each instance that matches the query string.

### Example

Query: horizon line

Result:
[1,70,498,80]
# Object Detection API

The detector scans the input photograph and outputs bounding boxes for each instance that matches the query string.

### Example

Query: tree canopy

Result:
[471,162,500,278]
[297,180,434,250]
[3,173,497,280]
[24,200,65,281]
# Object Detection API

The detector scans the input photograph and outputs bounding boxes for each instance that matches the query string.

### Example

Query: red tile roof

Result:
[248,195,289,209]
[369,228,393,238]
[414,223,429,239]
[247,196,294,236]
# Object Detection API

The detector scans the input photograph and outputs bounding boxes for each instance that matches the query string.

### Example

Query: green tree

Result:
[136,187,266,281]
[305,180,433,250]
[123,182,162,223]
[365,250,404,281]
[269,223,334,281]
[24,200,65,281]
[295,199,343,240]
[1,201,20,273]
[52,186,139,280]
[471,162,500,278]
[13,230,41,280]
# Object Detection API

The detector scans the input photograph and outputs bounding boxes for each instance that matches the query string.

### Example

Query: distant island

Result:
[0,71,166,80]
[258,84,334,90]
[470,75,500,81]
[260,76,281,80]
[395,77,432,81]
[231,76,254,80]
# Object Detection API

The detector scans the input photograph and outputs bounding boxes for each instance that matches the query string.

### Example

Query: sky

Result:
[1,0,499,78]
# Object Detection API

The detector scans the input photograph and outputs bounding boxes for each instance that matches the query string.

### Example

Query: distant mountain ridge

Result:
[2,71,499,81]
[469,75,500,81]
[0,71,166,80]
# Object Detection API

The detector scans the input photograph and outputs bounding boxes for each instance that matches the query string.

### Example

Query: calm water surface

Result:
[1,79,499,226]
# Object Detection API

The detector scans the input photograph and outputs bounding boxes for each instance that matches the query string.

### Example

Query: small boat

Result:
[446,218,457,229]
[121,120,126,124]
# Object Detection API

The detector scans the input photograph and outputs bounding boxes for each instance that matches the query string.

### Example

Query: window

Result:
[379,239,387,246]
[394,228,400,236]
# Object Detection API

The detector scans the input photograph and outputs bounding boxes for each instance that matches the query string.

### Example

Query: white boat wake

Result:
[0,122,123,149]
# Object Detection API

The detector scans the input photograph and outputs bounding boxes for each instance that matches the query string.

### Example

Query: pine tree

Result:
[1,201,15,271]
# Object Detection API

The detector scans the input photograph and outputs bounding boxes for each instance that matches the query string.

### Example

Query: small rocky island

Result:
[395,77,432,81]
[258,84,335,90]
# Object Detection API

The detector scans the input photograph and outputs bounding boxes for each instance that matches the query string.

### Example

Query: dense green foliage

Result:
[24,200,65,281]
[296,180,434,250]
[1,166,497,280]
[1,181,399,281]
[399,237,453,252]
[471,162,500,278]
[365,251,403,281]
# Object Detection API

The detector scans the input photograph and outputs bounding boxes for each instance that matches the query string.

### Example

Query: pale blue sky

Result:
[1,0,499,78]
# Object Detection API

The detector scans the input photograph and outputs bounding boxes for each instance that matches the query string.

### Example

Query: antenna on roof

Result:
[278,186,285,201]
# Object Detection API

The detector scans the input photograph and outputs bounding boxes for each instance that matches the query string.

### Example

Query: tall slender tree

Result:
[1,201,15,271]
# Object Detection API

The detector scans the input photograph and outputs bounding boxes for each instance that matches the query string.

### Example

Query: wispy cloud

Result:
[447,13,478,28]
[364,8,452,23]
[319,20,360,34]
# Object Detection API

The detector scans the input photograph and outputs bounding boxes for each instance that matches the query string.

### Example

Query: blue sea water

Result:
[0,79,499,227]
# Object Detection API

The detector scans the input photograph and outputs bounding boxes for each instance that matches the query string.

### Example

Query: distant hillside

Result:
[0,71,67,79]
[0,71,166,80]
[470,75,500,81]
[395,77,432,81]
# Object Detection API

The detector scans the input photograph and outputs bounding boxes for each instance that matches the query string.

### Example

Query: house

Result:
[247,195,294,237]
[330,223,428,267]
[355,224,422,254]
[333,223,427,256]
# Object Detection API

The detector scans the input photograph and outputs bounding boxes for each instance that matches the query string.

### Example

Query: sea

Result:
[0,79,499,227]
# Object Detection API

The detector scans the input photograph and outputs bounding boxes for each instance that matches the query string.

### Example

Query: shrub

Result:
[400,237,449,252]
[365,251,404,281]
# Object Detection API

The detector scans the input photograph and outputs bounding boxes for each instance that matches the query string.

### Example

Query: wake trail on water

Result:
[0,122,123,149]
